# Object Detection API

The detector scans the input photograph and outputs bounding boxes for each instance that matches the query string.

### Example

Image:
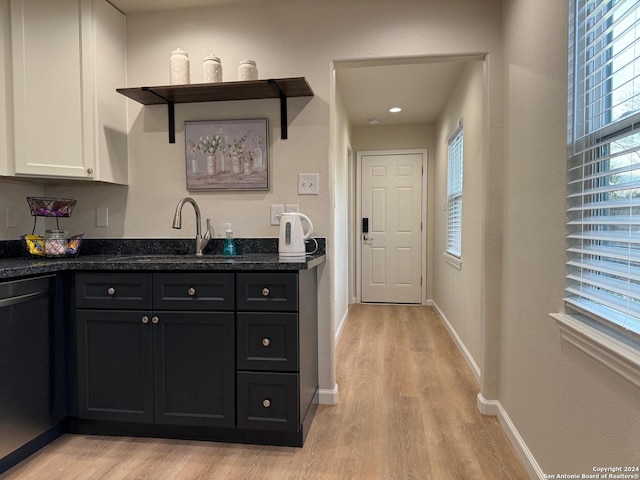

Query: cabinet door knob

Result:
[151,316,159,324]
[262,287,270,297]
[188,287,196,296]
[107,287,115,295]
[142,316,149,324]
[262,338,270,347]
[87,168,94,175]
[262,399,271,408]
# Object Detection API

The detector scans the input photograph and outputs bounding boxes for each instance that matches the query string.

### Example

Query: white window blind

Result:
[446,125,464,258]
[566,0,640,336]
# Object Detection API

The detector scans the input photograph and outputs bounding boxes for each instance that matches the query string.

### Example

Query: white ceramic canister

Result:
[238,59,258,81]
[170,48,190,85]
[203,54,222,83]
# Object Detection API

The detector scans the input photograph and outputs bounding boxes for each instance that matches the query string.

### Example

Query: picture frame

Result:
[185,118,269,191]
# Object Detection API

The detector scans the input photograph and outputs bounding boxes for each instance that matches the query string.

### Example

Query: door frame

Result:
[355,148,428,305]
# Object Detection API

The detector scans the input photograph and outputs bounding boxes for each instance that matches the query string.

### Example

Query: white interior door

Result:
[361,152,423,303]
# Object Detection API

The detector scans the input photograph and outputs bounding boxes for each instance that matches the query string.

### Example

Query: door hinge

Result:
[420,277,423,286]
[421,221,423,232]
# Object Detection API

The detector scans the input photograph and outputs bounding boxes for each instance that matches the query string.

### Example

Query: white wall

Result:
[500,0,640,474]
[332,83,351,342]
[432,61,485,377]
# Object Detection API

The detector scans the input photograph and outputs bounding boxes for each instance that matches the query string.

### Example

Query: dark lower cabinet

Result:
[153,311,234,427]
[237,372,299,431]
[74,269,318,447]
[77,310,154,423]
[75,272,236,428]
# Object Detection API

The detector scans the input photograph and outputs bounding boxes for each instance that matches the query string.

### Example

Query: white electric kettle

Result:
[279,212,314,257]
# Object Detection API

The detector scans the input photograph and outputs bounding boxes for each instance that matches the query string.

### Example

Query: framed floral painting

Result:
[185,118,268,190]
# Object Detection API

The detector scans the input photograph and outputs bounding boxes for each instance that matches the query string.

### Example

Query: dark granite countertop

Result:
[0,238,326,280]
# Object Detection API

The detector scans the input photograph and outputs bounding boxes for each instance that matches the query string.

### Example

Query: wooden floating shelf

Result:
[117,77,314,143]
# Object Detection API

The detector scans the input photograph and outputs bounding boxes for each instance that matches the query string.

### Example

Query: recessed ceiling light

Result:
[367,118,380,125]
[389,107,402,113]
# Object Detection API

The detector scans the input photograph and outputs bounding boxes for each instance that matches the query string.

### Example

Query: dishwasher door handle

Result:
[0,291,48,308]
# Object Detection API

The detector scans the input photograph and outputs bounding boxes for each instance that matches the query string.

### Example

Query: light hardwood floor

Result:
[1,305,530,480]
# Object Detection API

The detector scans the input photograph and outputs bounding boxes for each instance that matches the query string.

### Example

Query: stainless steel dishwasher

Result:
[0,275,58,471]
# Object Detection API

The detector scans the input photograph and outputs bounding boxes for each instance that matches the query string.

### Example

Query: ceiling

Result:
[109,0,469,128]
[336,61,466,127]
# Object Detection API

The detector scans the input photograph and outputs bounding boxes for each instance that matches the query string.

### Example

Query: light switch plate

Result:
[298,173,319,195]
[270,204,284,225]
[6,207,17,228]
[96,207,109,227]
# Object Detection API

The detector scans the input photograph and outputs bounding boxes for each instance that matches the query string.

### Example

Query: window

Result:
[446,124,464,259]
[566,0,640,337]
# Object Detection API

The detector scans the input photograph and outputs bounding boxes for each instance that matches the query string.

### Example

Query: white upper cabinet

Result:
[0,0,13,176]
[10,0,128,183]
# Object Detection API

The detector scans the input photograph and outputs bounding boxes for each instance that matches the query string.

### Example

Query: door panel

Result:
[361,152,423,303]
[76,310,154,423]
[153,311,235,427]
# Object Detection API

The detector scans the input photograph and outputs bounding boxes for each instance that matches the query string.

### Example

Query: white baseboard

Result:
[477,394,545,480]
[430,301,481,382]
[318,383,339,405]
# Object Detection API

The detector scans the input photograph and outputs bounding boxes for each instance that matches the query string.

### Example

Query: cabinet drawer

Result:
[153,273,234,311]
[76,273,152,309]
[237,313,298,372]
[236,372,299,432]
[236,273,298,312]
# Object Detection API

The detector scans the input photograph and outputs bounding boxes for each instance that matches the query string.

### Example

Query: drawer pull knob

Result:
[107,287,115,295]
[188,287,196,296]
[262,338,270,347]
[262,287,270,297]
[142,316,149,324]
[152,316,159,324]
[262,399,271,408]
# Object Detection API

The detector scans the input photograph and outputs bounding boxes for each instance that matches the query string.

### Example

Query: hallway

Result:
[2,305,529,480]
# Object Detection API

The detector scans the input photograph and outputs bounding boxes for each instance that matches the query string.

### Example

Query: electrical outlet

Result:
[6,207,17,228]
[270,204,284,225]
[285,204,299,212]
[298,173,319,195]
[96,207,109,227]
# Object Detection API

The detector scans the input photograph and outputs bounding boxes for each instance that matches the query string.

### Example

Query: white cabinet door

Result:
[0,0,13,176]
[10,0,127,183]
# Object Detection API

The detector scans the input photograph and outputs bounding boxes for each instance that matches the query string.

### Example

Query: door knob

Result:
[363,235,373,241]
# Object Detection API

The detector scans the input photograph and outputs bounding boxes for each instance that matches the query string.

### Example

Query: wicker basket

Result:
[21,233,84,258]
[26,197,77,217]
